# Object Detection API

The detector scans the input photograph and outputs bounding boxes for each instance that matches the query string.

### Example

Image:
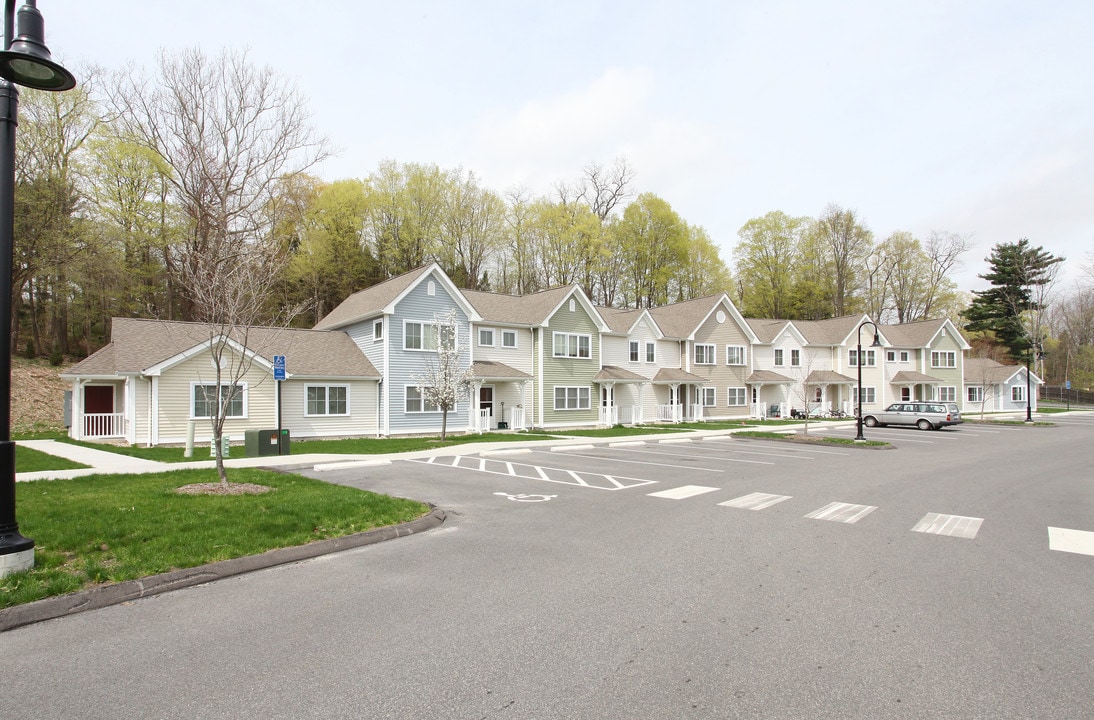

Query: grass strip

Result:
[734,430,888,447]
[15,445,88,473]
[1,468,429,608]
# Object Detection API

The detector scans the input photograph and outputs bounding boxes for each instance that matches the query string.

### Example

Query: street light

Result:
[855,320,883,442]
[0,0,75,577]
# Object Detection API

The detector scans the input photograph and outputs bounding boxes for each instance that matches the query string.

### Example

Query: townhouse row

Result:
[62,263,1039,445]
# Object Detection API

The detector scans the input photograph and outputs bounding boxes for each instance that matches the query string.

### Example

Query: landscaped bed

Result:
[733,430,890,447]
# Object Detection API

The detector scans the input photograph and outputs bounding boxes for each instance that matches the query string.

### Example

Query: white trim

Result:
[189,381,249,420]
[304,383,351,417]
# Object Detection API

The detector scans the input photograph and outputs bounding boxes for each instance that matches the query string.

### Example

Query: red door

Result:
[85,385,113,414]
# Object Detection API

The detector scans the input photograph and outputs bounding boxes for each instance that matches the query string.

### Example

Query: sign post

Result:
[273,355,286,452]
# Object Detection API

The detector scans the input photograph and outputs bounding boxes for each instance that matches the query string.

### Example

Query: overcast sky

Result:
[43,0,1094,291]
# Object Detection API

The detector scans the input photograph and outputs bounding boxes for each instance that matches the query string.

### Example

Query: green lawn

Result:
[15,445,88,473]
[1,469,430,608]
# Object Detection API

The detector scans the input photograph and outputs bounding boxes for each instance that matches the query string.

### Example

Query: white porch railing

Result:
[83,412,124,439]
[477,409,492,434]
[508,407,526,431]
[598,406,619,427]
[656,404,681,423]
[691,404,705,422]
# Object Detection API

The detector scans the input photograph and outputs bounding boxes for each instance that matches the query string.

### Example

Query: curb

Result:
[0,507,446,633]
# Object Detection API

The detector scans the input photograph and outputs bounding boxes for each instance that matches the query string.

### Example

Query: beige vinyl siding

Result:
[154,350,277,444]
[280,379,378,438]
[131,376,151,445]
[689,305,751,418]
[539,300,600,427]
[926,332,963,396]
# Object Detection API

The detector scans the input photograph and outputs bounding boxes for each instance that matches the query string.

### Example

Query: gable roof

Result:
[879,318,971,350]
[792,315,870,346]
[650,294,757,343]
[596,306,661,336]
[744,318,792,344]
[314,263,481,331]
[63,318,379,380]
[964,358,1042,385]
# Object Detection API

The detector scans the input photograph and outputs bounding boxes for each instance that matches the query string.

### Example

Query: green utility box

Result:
[209,436,230,458]
[277,428,290,455]
[245,429,282,457]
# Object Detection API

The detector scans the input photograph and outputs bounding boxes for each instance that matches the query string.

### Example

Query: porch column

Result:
[636,382,648,425]
[520,380,529,429]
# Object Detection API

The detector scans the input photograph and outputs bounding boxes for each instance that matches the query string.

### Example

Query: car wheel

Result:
[863,416,878,427]
[917,419,933,431]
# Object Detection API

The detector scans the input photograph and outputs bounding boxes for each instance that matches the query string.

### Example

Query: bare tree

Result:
[812,204,873,316]
[922,230,972,318]
[576,157,634,221]
[109,47,331,320]
[411,309,474,440]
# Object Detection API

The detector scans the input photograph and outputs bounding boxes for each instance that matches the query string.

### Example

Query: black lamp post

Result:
[0,0,75,576]
[854,320,883,441]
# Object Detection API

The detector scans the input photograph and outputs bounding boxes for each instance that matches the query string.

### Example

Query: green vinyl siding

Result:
[538,296,600,427]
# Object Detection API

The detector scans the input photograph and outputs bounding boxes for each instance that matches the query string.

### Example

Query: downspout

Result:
[376,377,383,438]
[537,327,544,429]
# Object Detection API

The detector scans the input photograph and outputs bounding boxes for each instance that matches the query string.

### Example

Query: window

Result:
[700,387,716,407]
[695,344,715,365]
[932,351,956,368]
[725,345,746,366]
[192,383,245,419]
[478,328,495,347]
[645,342,655,363]
[405,321,456,351]
[774,349,784,367]
[849,350,876,367]
[1012,386,1026,402]
[886,350,895,362]
[373,319,383,341]
[406,386,441,413]
[554,386,590,410]
[427,281,436,296]
[901,351,909,362]
[901,387,911,401]
[629,341,639,362]
[306,385,348,416]
[553,332,591,358]
[726,387,747,406]
[938,386,956,402]
[853,386,876,404]
[501,330,517,348]
[790,349,800,367]
[967,386,983,403]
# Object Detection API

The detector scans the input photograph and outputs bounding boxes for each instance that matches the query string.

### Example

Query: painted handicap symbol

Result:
[494,492,557,503]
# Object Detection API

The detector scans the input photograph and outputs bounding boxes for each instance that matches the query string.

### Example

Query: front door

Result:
[85,385,114,414]
[479,385,494,429]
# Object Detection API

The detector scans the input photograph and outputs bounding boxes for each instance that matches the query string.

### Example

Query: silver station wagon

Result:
[862,402,963,431]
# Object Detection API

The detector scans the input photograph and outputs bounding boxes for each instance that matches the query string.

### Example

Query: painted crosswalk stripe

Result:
[647,485,720,500]
[1048,527,1094,556]
[912,513,983,539]
[805,501,877,524]
[719,492,792,511]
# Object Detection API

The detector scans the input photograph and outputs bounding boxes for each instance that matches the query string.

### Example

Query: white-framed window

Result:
[725,345,746,366]
[849,349,876,367]
[774,349,784,367]
[853,386,876,404]
[478,328,495,347]
[306,385,349,416]
[700,387,716,407]
[938,386,956,402]
[554,386,591,410]
[901,387,912,401]
[695,344,715,365]
[932,351,956,368]
[886,350,895,362]
[191,382,246,419]
[1012,386,1026,402]
[405,386,442,413]
[967,386,983,403]
[791,349,801,367]
[553,332,591,359]
[629,341,640,362]
[373,319,383,341]
[726,387,747,406]
[901,351,910,362]
[645,342,655,363]
[501,330,517,348]
[405,320,456,352]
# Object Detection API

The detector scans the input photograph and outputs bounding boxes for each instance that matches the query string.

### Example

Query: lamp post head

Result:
[0,1,75,91]
[870,333,884,348]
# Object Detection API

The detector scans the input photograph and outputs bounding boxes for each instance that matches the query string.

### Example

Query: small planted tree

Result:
[411,309,474,441]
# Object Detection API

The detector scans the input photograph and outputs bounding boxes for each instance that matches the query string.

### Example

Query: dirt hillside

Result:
[12,357,71,432]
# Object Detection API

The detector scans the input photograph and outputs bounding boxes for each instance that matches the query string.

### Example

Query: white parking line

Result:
[719,492,793,510]
[805,502,877,523]
[647,485,720,500]
[1048,527,1094,556]
[912,513,983,539]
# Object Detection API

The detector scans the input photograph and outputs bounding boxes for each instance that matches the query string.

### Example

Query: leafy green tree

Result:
[733,211,807,318]
[810,204,873,316]
[439,169,506,290]
[610,193,689,308]
[963,239,1063,363]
